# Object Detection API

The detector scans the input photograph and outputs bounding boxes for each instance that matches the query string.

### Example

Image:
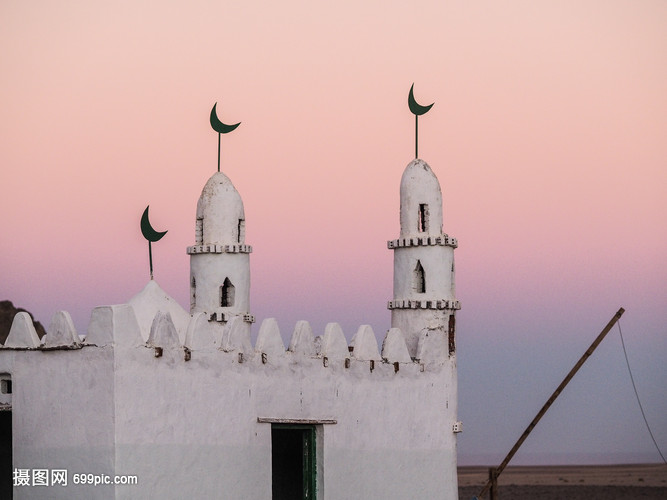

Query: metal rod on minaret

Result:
[408,83,433,160]
[415,114,419,159]
[217,133,221,172]
[148,241,154,280]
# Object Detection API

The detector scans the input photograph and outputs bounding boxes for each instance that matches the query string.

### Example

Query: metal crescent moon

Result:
[408,84,434,116]
[141,206,168,242]
[210,103,241,134]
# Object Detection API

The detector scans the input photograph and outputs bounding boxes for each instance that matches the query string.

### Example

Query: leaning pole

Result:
[476,307,625,499]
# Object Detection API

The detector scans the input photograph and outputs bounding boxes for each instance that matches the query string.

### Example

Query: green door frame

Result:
[272,424,316,500]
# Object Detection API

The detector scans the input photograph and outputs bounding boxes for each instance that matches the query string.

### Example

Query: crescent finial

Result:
[210,103,241,134]
[408,84,434,116]
[141,206,168,243]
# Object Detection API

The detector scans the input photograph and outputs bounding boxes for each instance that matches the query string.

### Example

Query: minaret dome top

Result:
[196,171,246,245]
[399,159,443,238]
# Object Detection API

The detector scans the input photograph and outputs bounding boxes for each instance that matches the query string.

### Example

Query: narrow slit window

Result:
[237,219,245,244]
[195,218,203,245]
[190,277,196,309]
[220,278,235,307]
[418,204,429,233]
[448,315,456,355]
[413,260,426,294]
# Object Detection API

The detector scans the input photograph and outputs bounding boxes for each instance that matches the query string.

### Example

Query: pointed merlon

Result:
[220,316,253,354]
[350,325,381,361]
[85,306,114,346]
[320,323,349,360]
[4,312,41,348]
[86,305,143,347]
[381,327,412,363]
[113,305,143,347]
[255,318,285,357]
[147,311,180,350]
[288,320,315,357]
[43,311,80,348]
[184,312,217,351]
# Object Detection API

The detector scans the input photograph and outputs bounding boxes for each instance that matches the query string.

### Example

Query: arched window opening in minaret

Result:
[220,278,235,307]
[418,204,429,233]
[448,314,456,355]
[413,261,426,293]
[190,277,196,310]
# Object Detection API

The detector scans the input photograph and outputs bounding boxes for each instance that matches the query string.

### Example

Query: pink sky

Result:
[1,1,665,465]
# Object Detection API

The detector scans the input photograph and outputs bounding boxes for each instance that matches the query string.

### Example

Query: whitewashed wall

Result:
[1,304,459,500]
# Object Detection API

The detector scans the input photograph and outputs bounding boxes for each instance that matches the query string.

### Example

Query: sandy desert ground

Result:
[458,463,667,500]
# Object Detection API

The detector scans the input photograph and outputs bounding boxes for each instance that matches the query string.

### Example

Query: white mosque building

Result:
[0,100,462,499]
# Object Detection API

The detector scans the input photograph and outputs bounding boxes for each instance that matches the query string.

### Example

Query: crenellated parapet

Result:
[1,299,456,371]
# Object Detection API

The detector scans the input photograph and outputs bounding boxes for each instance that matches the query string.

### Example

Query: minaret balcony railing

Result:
[387,235,457,249]
[187,244,253,255]
[387,299,461,310]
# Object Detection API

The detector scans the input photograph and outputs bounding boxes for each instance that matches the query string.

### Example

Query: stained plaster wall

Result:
[0,347,116,500]
[112,340,458,499]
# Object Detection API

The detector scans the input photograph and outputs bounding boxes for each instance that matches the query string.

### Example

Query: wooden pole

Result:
[477,307,625,499]
[488,467,498,500]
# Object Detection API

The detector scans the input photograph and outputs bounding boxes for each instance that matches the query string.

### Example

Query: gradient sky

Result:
[1,1,665,465]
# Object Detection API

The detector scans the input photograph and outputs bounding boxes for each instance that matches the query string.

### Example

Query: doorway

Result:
[271,424,316,500]
[0,410,11,498]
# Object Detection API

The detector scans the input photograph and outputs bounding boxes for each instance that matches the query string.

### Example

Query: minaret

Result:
[388,159,460,357]
[187,172,254,328]
[388,88,462,500]
[186,104,254,333]
[388,85,460,358]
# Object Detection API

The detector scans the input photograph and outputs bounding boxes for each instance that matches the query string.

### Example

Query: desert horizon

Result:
[458,463,667,500]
